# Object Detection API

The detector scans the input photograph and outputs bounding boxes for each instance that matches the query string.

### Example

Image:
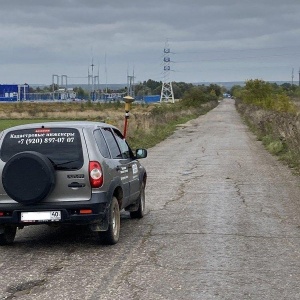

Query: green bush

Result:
[240,79,296,113]
[181,86,217,108]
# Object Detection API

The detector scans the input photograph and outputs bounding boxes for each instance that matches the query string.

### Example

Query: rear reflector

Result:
[79,209,92,214]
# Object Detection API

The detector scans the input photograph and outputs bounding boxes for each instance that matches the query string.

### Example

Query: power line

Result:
[174,52,300,63]
[67,76,88,79]
[173,45,300,55]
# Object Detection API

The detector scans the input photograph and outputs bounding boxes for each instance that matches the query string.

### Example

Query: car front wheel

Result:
[130,182,145,219]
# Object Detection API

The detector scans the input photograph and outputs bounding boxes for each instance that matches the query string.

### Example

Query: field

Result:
[0,100,218,149]
[0,101,141,128]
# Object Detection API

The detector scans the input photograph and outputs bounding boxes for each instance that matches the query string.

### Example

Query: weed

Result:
[236,100,300,174]
[263,138,285,155]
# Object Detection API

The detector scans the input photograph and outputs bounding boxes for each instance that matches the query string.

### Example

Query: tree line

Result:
[29,79,300,109]
[29,80,225,101]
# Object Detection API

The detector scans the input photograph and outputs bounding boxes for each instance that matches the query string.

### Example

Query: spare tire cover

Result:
[2,151,56,205]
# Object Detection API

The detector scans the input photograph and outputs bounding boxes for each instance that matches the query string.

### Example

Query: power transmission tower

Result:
[160,40,174,103]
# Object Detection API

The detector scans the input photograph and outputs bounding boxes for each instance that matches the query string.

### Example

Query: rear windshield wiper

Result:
[49,159,79,169]
[55,159,79,166]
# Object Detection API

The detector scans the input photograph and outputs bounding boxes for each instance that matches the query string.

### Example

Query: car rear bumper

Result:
[0,193,109,226]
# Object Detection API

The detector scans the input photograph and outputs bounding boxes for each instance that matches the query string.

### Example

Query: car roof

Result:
[2,121,118,132]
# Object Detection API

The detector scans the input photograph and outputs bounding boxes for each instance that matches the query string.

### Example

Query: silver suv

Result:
[0,121,147,245]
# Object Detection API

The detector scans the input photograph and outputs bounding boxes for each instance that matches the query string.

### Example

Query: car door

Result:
[111,129,141,202]
[100,127,131,206]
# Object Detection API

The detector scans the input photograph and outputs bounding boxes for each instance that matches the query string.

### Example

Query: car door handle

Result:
[68,182,85,188]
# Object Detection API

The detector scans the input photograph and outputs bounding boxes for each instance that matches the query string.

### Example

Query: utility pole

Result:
[92,65,100,100]
[61,75,68,90]
[292,68,294,86]
[91,59,95,101]
[52,74,59,101]
[88,59,95,101]
[105,52,108,93]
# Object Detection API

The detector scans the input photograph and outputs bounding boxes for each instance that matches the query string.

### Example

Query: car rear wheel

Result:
[0,226,17,245]
[99,197,120,245]
[130,182,145,219]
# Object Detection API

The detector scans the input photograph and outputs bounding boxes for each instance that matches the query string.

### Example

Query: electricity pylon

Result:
[160,40,174,103]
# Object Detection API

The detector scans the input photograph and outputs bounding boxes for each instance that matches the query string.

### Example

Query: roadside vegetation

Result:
[0,82,221,149]
[233,79,300,174]
[128,86,219,148]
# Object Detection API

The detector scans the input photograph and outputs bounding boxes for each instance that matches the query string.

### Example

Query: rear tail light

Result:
[89,161,103,188]
[0,212,4,216]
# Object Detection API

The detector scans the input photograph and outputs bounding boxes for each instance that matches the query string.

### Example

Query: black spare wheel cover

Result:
[2,151,56,205]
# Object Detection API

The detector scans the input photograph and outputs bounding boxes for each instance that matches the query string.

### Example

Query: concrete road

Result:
[1,98,300,299]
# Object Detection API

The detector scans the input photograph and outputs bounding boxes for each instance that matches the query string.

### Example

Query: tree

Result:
[181,86,214,107]
[242,79,273,105]
[134,83,151,97]
[230,85,243,98]
[144,79,161,91]
[206,84,222,97]
[240,79,296,112]
[73,87,89,99]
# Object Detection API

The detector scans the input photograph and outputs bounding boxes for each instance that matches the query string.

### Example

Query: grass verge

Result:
[127,103,216,149]
[128,114,197,149]
[242,115,300,175]
[0,101,218,151]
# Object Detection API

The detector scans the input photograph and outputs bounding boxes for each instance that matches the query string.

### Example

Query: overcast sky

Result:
[1,0,300,85]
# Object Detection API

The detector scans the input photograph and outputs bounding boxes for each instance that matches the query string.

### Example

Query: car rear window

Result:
[0,127,84,170]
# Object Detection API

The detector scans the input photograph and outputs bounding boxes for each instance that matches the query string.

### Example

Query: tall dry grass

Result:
[0,100,218,149]
[236,99,300,173]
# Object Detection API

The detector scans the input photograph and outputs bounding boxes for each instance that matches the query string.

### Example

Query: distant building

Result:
[0,84,29,101]
[54,88,77,100]
[143,95,160,103]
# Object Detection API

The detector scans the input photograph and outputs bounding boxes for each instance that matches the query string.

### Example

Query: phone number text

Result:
[18,137,75,145]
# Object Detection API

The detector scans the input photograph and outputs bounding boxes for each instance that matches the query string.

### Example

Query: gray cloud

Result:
[0,0,300,84]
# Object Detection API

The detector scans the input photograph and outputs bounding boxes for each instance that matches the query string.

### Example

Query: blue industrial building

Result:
[143,95,160,103]
[0,84,29,101]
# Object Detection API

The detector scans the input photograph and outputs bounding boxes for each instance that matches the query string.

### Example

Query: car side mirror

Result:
[135,149,147,159]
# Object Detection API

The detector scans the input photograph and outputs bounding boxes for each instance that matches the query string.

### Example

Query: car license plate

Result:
[21,211,61,222]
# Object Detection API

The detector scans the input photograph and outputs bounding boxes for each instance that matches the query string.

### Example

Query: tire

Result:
[99,197,120,245]
[2,151,56,205]
[0,226,17,246]
[130,182,145,219]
